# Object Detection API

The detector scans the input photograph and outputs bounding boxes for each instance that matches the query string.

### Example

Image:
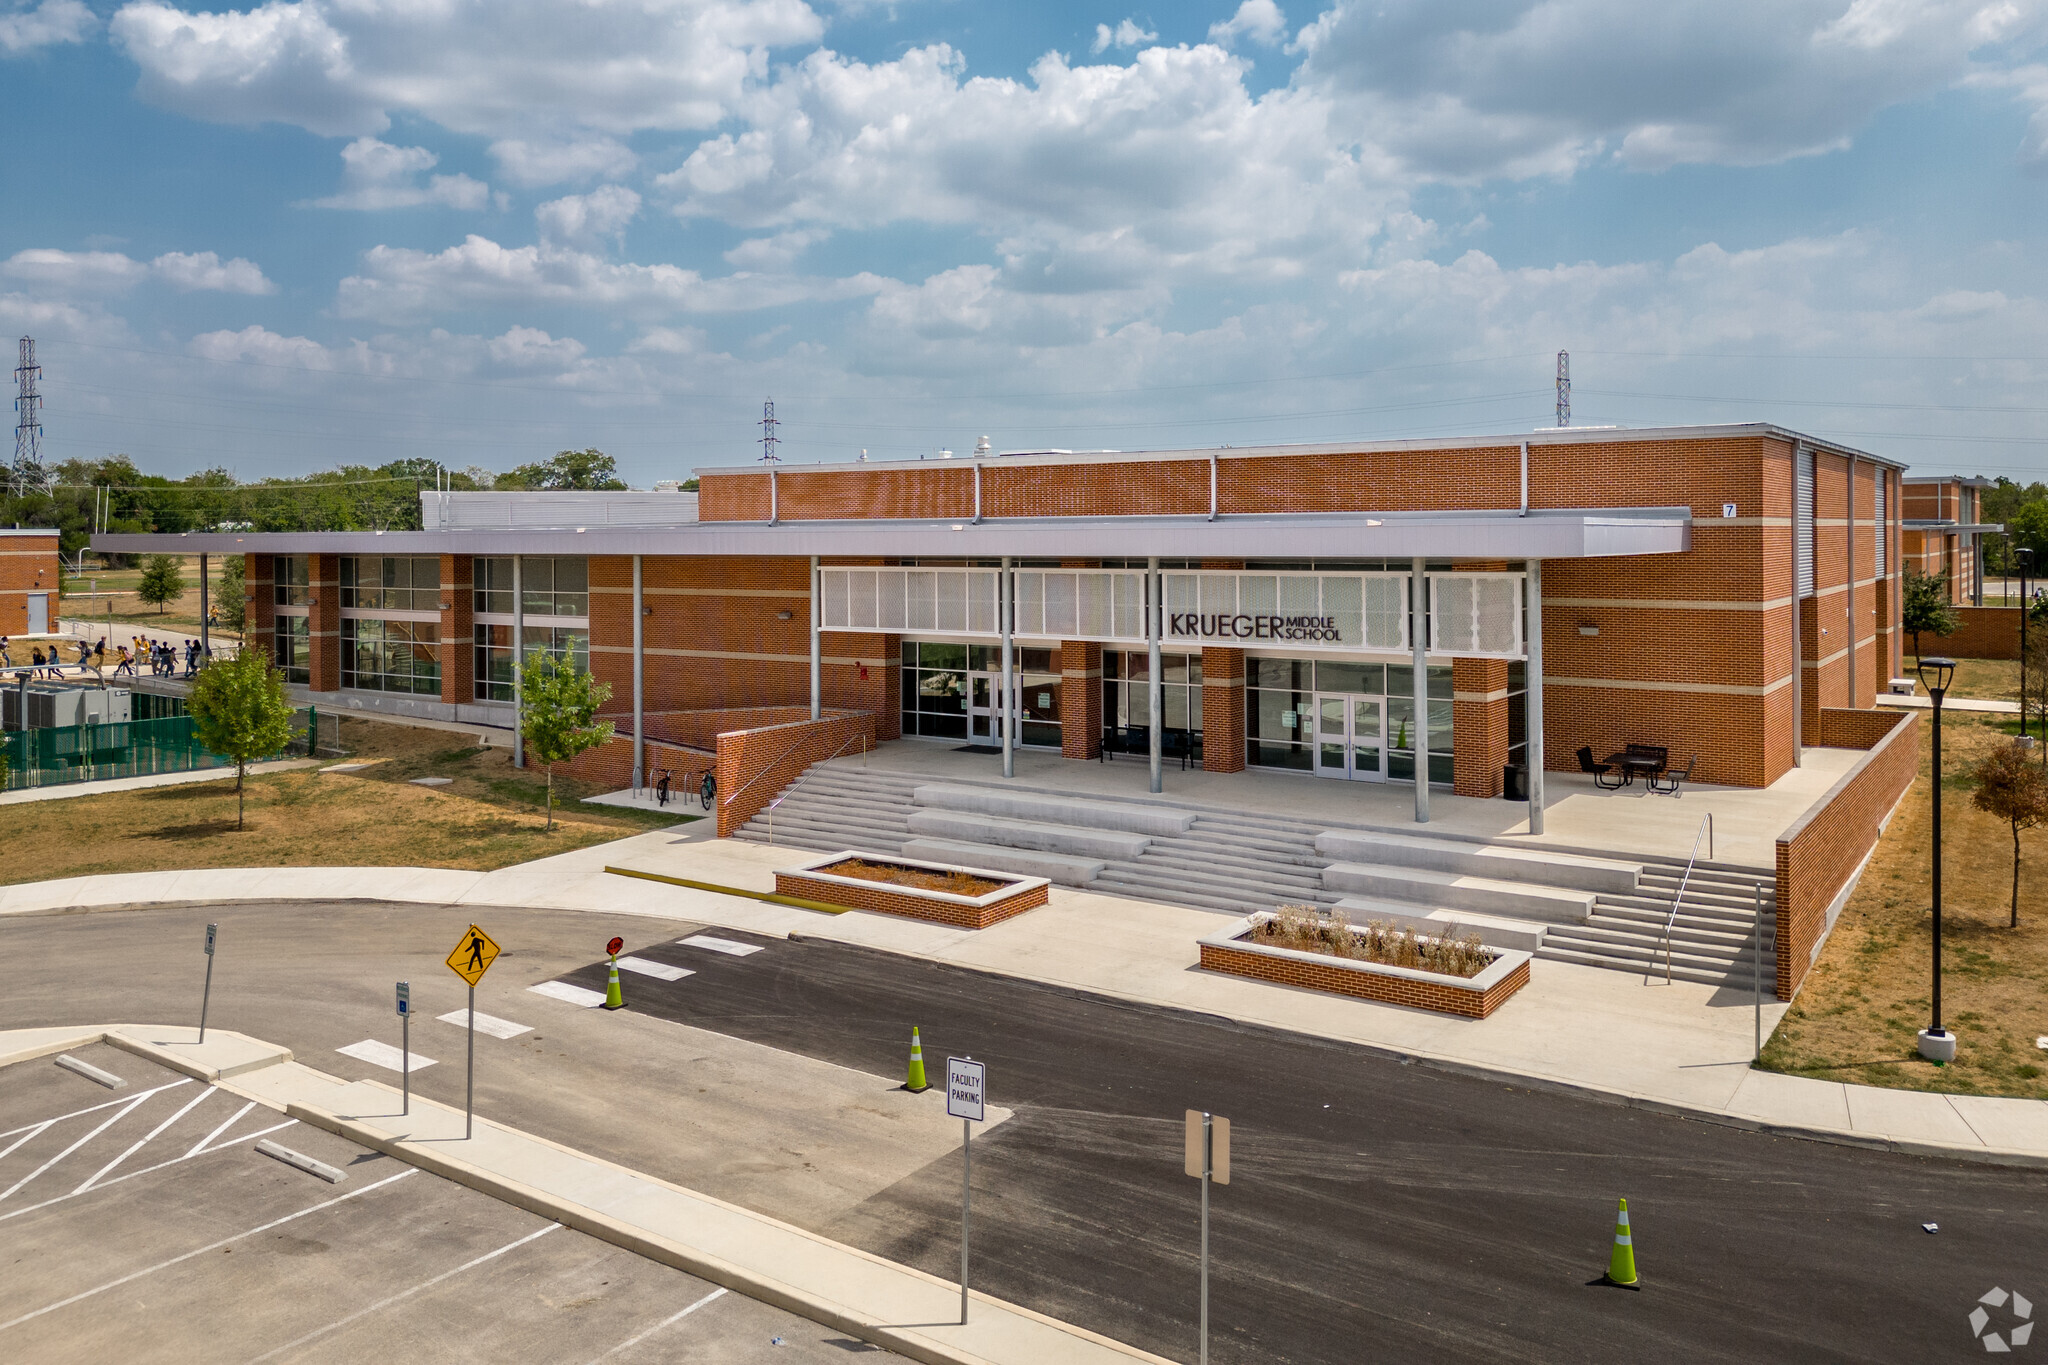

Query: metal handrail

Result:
[1660,812,1714,984]
[764,731,870,845]
[723,723,839,809]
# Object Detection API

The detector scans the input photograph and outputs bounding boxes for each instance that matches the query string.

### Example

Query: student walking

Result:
[114,645,134,677]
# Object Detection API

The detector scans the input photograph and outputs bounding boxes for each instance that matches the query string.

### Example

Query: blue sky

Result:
[3,0,2047,487]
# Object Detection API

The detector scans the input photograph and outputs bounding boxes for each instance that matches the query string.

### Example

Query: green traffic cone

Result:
[1605,1198,1640,1289]
[906,1026,929,1092]
[603,954,624,1010]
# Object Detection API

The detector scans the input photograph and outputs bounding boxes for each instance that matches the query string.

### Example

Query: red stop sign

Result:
[607,936,623,955]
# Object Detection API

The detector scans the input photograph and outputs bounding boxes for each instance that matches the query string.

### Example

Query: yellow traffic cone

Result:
[906,1027,929,1092]
[1605,1198,1640,1289]
[603,953,624,1010]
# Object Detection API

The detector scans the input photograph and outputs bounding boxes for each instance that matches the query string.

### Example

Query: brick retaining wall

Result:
[774,867,1047,929]
[1774,707,1919,1000]
[1929,606,2024,661]
[716,711,877,837]
[1198,936,1530,1018]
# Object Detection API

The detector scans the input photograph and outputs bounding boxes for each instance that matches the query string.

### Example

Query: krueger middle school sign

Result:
[1168,613,1343,643]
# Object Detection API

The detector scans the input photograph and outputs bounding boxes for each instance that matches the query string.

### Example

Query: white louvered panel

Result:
[1113,572,1147,640]
[820,569,851,629]
[1874,474,1887,568]
[1427,574,1523,658]
[1014,571,1045,637]
[848,570,879,630]
[1796,446,1815,598]
[878,572,907,630]
[906,571,935,631]
[1361,575,1407,651]
[967,570,998,634]
[1043,573,1076,637]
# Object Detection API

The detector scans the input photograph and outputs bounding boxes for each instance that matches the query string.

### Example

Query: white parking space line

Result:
[529,980,607,1008]
[74,1085,217,1195]
[678,934,763,957]
[0,1168,418,1335]
[0,1089,158,1204]
[0,1079,192,1143]
[435,1009,531,1039]
[337,1039,437,1073]
[617,956,694,982]
[587,1287,728,1363]
[0,1119,301,1226]
[183,1102,256,1160]
[243,1221,560,1364]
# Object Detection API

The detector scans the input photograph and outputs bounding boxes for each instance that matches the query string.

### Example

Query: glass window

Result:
[1314,661,1384,694]
[474,557,587,618]
[341,557,440,612]
[273,555,310,607]
[475,558,514,616]
[1100,651,1201,744]
[471,625,589,702]
[342,618,440,694]
[919,642,966,670]
[273,615,309,684]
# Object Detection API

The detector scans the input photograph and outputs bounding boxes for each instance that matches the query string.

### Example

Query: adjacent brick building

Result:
[0,528,61,637]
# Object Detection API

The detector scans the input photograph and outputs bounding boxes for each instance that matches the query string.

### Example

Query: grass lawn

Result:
[1760,711,2048,1097]
[60,555,244,641]
[0,716,694,888]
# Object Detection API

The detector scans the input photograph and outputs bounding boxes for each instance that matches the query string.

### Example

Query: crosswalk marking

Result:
[337,1039,438,1072]
[678,934,763,957]
[528,980,608,1008]
[435,1009,531,1040]
[617,956,693,982]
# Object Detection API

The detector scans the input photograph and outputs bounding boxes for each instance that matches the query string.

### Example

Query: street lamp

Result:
[1917,656,1958,1064]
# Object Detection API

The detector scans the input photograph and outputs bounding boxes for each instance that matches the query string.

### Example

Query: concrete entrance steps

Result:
[1321,862,1599,924]
[1314,830,1643,894]
[733,759,1776,985]
[1329,897,1550,953]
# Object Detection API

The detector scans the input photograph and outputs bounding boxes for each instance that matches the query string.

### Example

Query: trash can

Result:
[1502,763,1529,801]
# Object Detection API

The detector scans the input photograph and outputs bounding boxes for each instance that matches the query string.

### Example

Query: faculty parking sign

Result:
[946,1056,985,1123]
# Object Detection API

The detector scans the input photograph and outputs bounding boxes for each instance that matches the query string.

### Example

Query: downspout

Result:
[512,555,525,768]
[1411,559,1430,823]
[809,555,821,722]
[1208,454,1218,522]
[1519,441,1529,516]
[631,554,644,794]
[974,463,983,525]
[1526,561,1545,835]
[769,467,779,526]
[1846,454,1856,708]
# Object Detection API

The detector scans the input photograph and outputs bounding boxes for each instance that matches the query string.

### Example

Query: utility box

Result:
[1888,677,1918,696]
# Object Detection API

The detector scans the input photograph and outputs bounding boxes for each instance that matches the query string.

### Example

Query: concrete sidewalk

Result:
[3,832,2046,1167]
[0,758,318,807]
[1,1022,1170,1365]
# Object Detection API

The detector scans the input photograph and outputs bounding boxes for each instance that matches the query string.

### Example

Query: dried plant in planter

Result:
[1252,903,1493,979]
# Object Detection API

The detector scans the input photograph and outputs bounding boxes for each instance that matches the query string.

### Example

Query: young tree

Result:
[519,648,614,831]
[137,553,186,615]
[1903,567,1960,665]
[187,644,297,830]
[1973,744,2048,928]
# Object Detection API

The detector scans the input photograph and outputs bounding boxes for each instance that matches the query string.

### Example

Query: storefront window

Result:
[897,641,1061,745]
[1246,656,1452,782]
[473,557,588,618]
[1102,651,1202,740]
[474,625,589,702]
[341,556,440,611]
[342,618,440,694]
[273,555,309,607]
[273,615,308,684]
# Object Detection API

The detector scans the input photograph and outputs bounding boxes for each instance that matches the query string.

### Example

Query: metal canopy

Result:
[92,506,1690,561]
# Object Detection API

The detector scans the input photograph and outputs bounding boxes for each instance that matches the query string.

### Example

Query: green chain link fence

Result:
[1,706,320,793]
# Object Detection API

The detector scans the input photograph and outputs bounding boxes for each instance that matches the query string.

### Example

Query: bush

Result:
[1253,903,1493,978]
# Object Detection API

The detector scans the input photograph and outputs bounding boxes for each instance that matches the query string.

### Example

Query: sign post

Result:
[198,923,218,1044]
[1184,1110,1231,1365]
[396,981,411,1115]
[947,1055,987,1326]
[444,924,502,1139]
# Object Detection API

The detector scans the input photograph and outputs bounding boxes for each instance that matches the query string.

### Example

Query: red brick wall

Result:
[1933,606,2025,661]
[1061,640,1103,759]
[715,710,878,837]
[1201,646,1246,773]
[245,554,275,645]
[308,552,341,693]
[0,533,60,636]
[439,553,473,705]
[1199,938,1529,1018]
[1774,708,1919,999]
[774,867,1047,928]
[1452,657,1510,798]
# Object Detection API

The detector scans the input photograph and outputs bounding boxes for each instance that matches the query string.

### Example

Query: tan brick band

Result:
[774,869,1048,929]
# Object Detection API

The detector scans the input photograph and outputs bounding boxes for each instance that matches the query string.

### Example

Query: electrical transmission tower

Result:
[1554,350,1570,428]
[758,397,780,463]
[13,336,53,498]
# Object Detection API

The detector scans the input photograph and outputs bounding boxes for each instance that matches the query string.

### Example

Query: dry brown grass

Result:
[1762,711,2048,1096]
[0,716,692,886]
[817,858,1011,897]
[1251,903,1493,978]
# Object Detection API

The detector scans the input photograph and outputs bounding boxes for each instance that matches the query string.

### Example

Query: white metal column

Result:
[198,553,210,663]
[809,555,821,721]
[631,554,644,793]
[1526,561,1545,835]
[1001,556,1015,779]
[1148,557,1163,795]
[511,555,524,768]
[1410,558,1429,824]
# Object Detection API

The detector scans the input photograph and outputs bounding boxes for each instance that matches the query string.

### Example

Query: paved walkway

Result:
[0,1023,1167,1365]
[0,759,318,807]
[1877,693,2022,715]
[2,829,2045,1167]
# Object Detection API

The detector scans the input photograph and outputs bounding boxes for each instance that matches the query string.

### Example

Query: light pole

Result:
[1917,656,1958,1064]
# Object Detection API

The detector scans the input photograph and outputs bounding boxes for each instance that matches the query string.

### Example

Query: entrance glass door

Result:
[968,672,1009,743]
[1312,692,1384,781]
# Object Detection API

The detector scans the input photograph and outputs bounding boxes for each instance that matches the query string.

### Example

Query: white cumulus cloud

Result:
[1091,18,1157,54]
[3,247,274,294]
[305,137,491,211]
[489,137,639,189]
[535,185,642,249]
[0,0,95,52]
[1208,0,1284,48]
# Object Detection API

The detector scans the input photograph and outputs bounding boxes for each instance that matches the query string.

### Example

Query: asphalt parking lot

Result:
[0,1043,893,1363]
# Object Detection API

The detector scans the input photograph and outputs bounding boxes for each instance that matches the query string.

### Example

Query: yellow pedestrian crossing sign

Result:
[446,924,501,987]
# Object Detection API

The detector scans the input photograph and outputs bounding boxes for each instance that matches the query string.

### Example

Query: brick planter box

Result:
[775,851,1050,930]
[1198,914,1531,1019]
